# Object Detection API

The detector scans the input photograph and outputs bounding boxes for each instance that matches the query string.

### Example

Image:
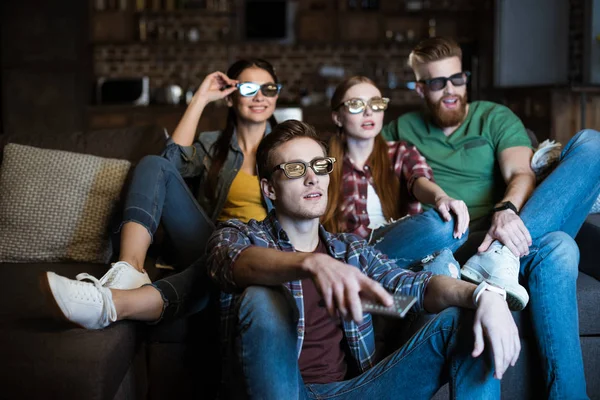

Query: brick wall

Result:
[94,41,420,105]
[92,0,486,106]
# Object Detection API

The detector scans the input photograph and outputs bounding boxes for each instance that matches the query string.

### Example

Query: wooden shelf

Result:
[134,9,236,17]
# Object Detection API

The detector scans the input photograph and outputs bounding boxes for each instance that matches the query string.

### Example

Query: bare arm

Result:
[422,274,476,313]
[479,146,536,255]
[413,177,469,238]
[233,246,393,323]
[424,275,520,379]
[170,71,238,146]
[232,246,312,287]
[496,146,536,211]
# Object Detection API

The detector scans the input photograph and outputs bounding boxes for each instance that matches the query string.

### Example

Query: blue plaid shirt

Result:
[207,211,432,373]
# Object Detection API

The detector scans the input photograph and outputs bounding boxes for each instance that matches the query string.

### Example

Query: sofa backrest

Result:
[0,125,168,164]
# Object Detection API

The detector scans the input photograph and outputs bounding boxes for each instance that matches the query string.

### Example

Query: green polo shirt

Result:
[381,101,532,220]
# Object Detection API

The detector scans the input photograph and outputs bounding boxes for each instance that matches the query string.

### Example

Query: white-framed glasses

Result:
[273,157,336,179]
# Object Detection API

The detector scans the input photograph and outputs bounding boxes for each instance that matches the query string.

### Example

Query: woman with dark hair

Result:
[323,76,469,274]
[41,59,282,329]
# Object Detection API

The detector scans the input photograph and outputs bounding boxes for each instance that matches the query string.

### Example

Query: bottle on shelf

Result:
[428,18,436,38]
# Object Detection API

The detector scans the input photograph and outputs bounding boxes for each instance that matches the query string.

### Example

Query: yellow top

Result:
[217,170,267,223]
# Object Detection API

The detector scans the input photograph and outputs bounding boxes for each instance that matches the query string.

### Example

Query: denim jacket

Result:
[161,125,274,222]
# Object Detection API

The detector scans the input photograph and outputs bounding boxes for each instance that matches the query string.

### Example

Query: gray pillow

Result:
[0,143,131,263]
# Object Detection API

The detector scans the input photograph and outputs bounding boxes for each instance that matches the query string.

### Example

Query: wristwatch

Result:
[493,201,519,215]
[473,281,507,307]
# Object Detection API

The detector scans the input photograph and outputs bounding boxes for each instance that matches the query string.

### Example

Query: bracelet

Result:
[473,281,507,307]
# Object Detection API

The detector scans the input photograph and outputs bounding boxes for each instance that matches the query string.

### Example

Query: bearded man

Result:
[381,36,600,399]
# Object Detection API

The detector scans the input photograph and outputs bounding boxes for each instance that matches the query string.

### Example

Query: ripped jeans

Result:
[371,208,467,277]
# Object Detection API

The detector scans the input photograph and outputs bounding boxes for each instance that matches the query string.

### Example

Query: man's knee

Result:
[428,307,464,335]
[534,231,580,280]
[236,286,297,333]
[571,129,600,153]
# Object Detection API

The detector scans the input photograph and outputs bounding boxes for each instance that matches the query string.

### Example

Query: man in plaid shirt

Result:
[208,120,519,399]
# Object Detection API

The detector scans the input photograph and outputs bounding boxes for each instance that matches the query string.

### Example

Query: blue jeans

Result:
[120,155,215,321]
[519,232,586,399]
[231,286,499,400]
[372,208,468,276]
[518,129,600,399]
[519,129,600,239]
[464,129,600,399]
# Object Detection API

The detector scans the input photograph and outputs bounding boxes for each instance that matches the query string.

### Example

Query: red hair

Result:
[322,76,401,233]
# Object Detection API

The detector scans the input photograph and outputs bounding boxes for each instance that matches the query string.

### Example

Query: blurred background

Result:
[0,0,599,144]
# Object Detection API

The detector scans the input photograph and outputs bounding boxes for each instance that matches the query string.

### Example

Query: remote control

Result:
[361,294,417,318]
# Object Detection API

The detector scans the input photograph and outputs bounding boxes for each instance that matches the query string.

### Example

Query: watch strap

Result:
[473,281,507,307]
[493,201,519,214]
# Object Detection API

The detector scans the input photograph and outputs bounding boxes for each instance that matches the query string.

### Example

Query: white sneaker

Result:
[41,271,117,329]
[99,261,151,290]
[461,241,530,311]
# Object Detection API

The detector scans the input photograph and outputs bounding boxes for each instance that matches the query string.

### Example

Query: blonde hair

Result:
[408,37,462,71]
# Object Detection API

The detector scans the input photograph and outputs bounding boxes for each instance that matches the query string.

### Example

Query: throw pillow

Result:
[0,143,131,263]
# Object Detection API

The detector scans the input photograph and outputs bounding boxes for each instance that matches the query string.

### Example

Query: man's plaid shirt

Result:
[340,141,435,238]
[207,211,432,373]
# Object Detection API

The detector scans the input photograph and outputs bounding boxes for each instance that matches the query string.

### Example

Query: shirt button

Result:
[361,195,366,199]
[297,328,304,334]
[361,176,366,180]
[362,211,366,214]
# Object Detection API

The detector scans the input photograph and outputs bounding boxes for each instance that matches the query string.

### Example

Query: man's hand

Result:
[307,253,393,323]
[472,291,521,379]
[478,209,532,257]
[435,195,469,239]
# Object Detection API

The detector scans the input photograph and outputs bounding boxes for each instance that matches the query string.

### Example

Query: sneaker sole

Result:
[38,272,86,329]
[461,264,529,312]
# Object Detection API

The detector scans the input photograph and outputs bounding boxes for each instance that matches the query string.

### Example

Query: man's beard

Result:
[425,93,468,128]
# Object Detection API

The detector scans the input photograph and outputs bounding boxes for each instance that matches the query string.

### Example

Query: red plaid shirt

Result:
[338,141,434,238]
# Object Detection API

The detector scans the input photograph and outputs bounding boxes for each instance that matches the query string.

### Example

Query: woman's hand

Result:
[435,195,469,239]
[191,71,238,106]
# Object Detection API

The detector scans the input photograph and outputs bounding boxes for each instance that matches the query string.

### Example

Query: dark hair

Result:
[205,58,279,199]
[322,76,401,233]
[256,120,326,181]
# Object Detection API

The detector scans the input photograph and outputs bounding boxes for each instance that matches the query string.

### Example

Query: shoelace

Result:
[497,246,519,276]
[99,263,126,287]
[75,273,117,326]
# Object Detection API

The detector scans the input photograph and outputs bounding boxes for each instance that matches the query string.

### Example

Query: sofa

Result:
[0,126,220,400]
[0,125,598,400]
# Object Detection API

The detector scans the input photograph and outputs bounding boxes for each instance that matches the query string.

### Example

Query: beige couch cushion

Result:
[0,143,131,263]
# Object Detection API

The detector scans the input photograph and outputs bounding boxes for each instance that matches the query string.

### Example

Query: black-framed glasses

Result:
[236,82,282,97]
[407,71,471,92]
[336,97,390,114]
[273,157,336,179]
